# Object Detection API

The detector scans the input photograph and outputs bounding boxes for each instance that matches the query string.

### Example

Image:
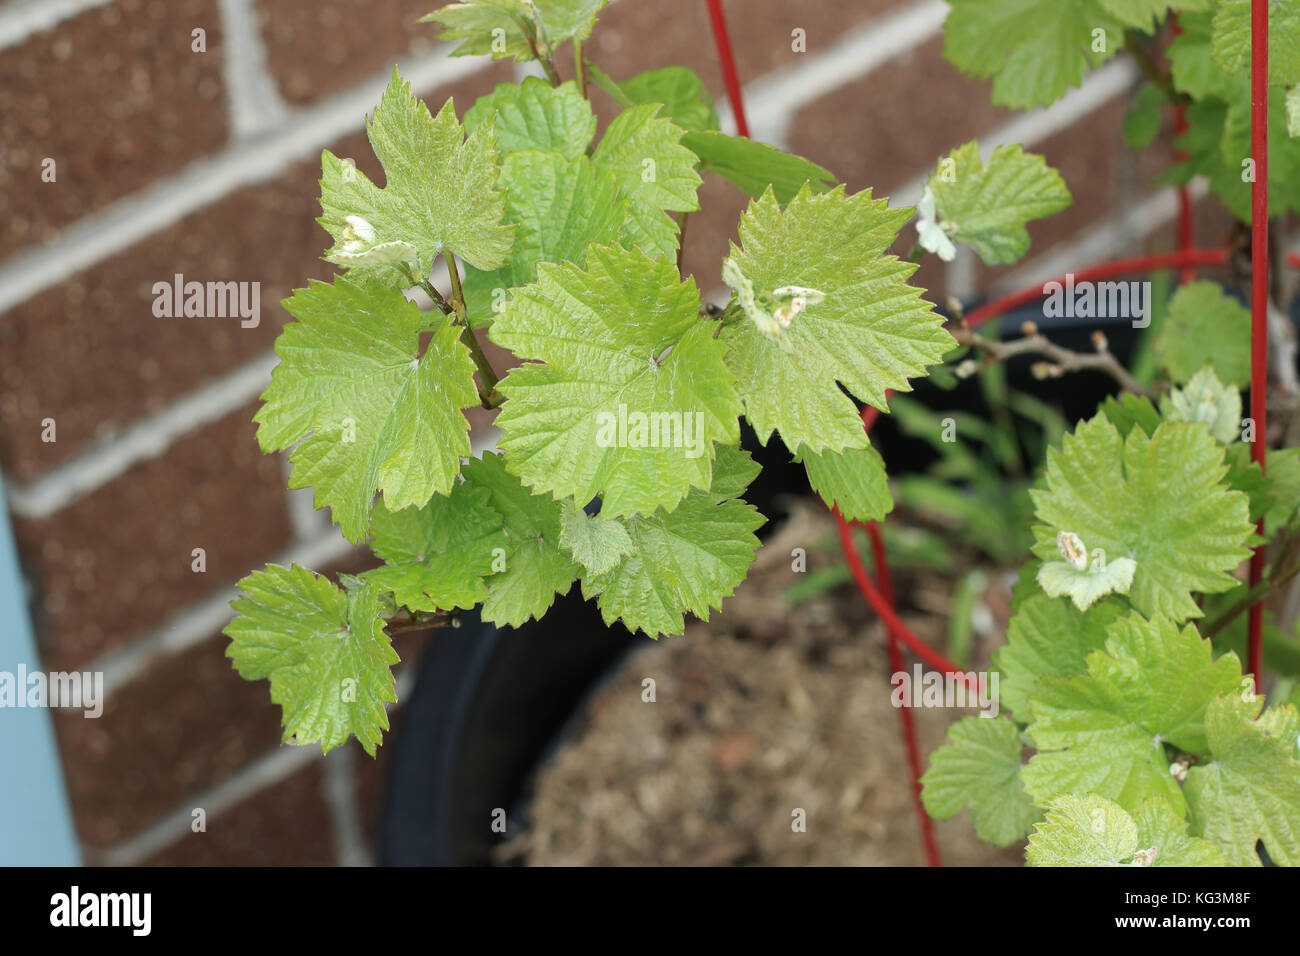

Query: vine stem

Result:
[1247,0,1270,687]
[516,15,561,86]
[442,250,500,405]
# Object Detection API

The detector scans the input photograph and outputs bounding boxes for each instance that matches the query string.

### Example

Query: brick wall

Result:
[0,0,1233,865]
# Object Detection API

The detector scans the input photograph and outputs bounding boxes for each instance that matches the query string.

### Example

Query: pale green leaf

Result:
[363,479,507,613]
[719,185,953,454]
[994,594,1123,721]
[1159,367,1242,444]
[798,443,893,524]
[1022,612,1244,813]
[1155,280,1251,388]
[580,447,764,637]
[928,142,1072,266]
[421,0,607,60]
[462,451,578,626]
[592,104,702,258]
[460,150,626,324]
[464,78,595,159]
[1030,415,1253,621]
[226,565,398,756]
[920,715,1041,846]
[942,0,1125,110]
[558,505,635,575]
[318,69,513,285]
[1187,694,1300,866]
[1026,794,1139,866]
[489,243,741,516]
[1037,557,1136,611]
[683,130,835,206]
[255,278,480,543]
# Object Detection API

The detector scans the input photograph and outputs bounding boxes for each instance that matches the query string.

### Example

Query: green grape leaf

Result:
[683,130,835,206]
[1168,10,1232,100]
[460,150,626,324]
[1098,392,1162,438]
[798,443,893,524]
[942,0,1125,110]
[589,64,720,133]
[1186,693,1300,866]
[1212,0,1300,88]
[318,70,513,286]
[464,78,595,159]
[993,594,1123,720]
[1022,612,1244,814]
[363,480,507,612]
[226,565,397,756]
[421,0,607,61]
[255,278,480,543]
[592,104,701,258]
[1123,83,1167,149]
[461,451,577,627]
[489,243,741,516]
[920,715,1041,847]
[1159,367,1241,445]
[1037,554,1137,611]
[1097,0,1206,32]
[580,447,764,637]
[1030,415,1253,621]
[1027,794,1224,866]
[927,142,1072,266]
[558,505,635,575]
[1154,280,1251,388]
[719,185,952,454]
[1025,794,1139,866]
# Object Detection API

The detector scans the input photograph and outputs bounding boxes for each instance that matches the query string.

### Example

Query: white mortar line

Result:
[218,0,289,139]
[0,0,114,51]
[97,665,416,866]
[6,352,279,519]
[0,47,493,316]
[91,525,357,699]
[890,58,1140,208]
[715,0,948,146]
[323,744,374,867]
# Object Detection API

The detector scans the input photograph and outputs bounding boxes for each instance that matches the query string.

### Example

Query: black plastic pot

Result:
[375,288,1252,866]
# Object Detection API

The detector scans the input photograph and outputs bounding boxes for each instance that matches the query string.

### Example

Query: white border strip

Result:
[0,0,114,51]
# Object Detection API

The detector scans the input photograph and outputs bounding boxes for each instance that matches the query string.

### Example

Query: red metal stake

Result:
[1247,0,1270,687]
[705,0,751,138]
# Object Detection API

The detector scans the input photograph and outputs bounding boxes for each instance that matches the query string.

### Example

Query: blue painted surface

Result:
[0,472,80,865]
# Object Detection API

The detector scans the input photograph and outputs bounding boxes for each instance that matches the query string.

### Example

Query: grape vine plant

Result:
[223,0,1300,867]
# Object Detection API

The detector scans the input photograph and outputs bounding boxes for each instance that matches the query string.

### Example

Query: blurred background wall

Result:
[0,0,1233,864]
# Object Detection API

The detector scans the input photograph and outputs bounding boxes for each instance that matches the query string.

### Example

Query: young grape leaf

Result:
[462,451,578,626]
[558,504,635,576]
[225,565,397,756]
[460,150,626,323]
[798,443,893,524]
[1098,392,1161,438]
[318,69,513,287]
[1037,555,1137,611]
[579,446,765,637]
[1030,415,1252,621]
[1027,794,1225,866]
[255,278,480,543]
[942,0,1125,109]
[927,142,1072,266]
[993,594,1123,720]
[1022,613,1244,814]
[1159,367,1241,445]
[1186,694,1300,866]
[363,480,507,613]
[489,243,741,516]
[682,131,835,206]
[591,104,702,258]
[1123,83,1166,149]
[920,715,1041,847]
[421,0,607,60]
[1097,0,1207,33]
[1212,0,1300,87]
[1154,280,1251,388]
[719,185,953,455]
[588,64,720,133]
[464,78,595,159]
[1025,794,1139,866]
